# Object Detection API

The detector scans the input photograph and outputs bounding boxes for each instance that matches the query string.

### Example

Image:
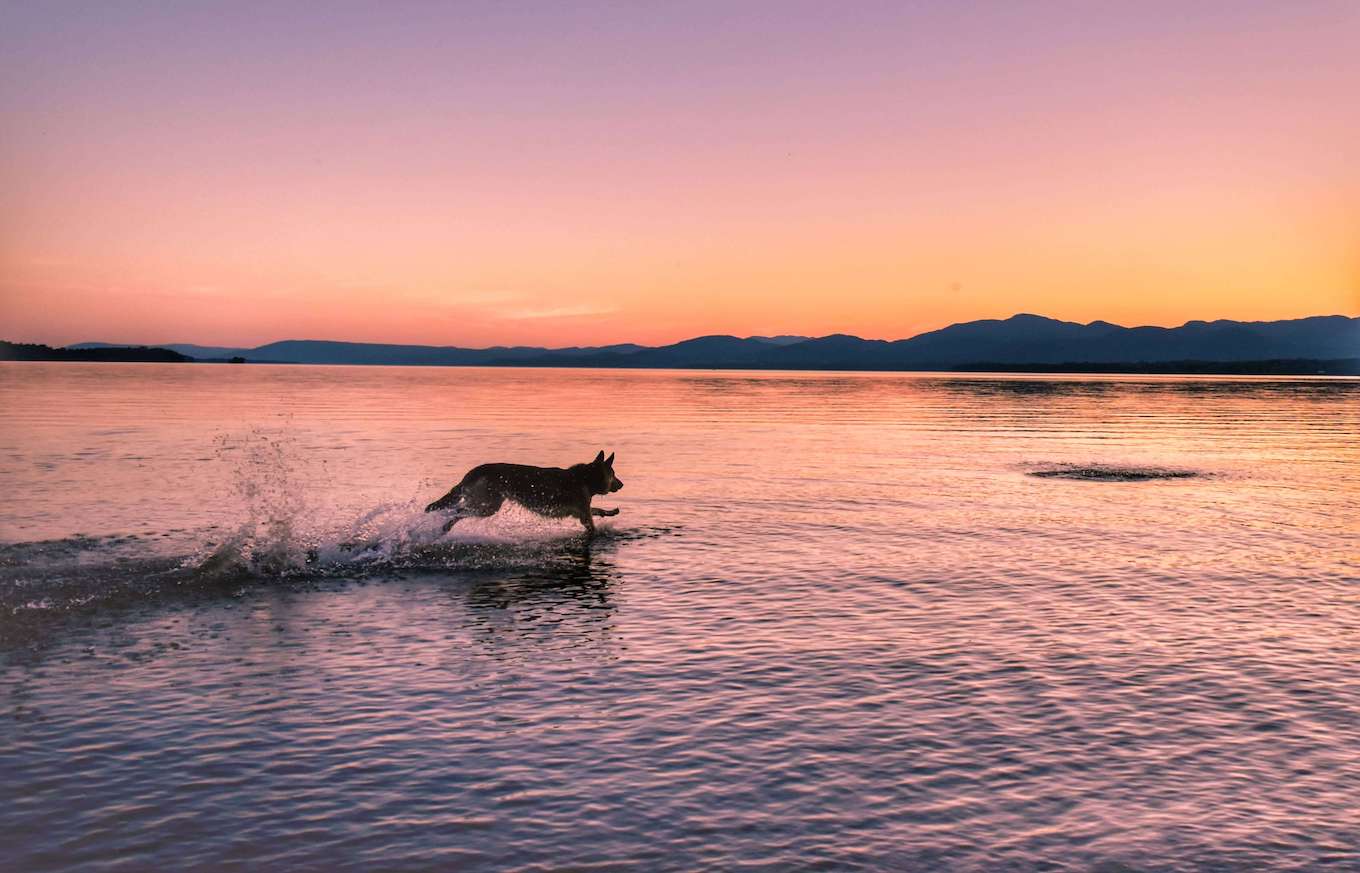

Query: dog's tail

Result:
[425,483,463,513]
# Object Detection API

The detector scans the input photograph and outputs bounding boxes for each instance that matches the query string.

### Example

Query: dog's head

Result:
[589,450,623,494]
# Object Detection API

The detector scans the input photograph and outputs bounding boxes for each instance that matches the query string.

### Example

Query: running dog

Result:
[425,450,623,535]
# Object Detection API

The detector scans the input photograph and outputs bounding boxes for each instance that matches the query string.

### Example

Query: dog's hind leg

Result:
[442,487,504,533]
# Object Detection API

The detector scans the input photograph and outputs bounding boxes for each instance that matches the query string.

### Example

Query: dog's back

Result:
[461,462,582,517]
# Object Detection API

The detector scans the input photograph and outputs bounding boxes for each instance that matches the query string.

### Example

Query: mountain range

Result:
[70,313,1358,371]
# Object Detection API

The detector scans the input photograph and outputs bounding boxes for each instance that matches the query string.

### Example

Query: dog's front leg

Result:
[591,507,619,517]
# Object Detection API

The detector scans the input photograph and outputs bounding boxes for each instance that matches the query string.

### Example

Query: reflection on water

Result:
[930,375,1119,397]
[462,547,615,614]
[1,363,1358,872]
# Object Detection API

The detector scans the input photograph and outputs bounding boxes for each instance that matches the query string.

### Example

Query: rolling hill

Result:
[68,314,1358,371]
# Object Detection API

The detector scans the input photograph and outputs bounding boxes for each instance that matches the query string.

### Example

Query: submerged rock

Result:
[1028,465,1199,482]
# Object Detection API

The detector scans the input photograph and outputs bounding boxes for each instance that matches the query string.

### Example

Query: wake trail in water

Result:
[0,511,658,645]
[1,427,658,641]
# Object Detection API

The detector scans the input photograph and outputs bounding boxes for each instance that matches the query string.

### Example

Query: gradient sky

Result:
[2,1,1357,348]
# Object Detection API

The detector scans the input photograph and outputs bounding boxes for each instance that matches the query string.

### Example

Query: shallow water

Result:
[2,362,1358,872]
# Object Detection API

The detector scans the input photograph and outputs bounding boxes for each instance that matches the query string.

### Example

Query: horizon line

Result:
[58,311,1360,353]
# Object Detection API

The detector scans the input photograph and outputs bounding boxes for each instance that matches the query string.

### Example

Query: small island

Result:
[0,341,192,363]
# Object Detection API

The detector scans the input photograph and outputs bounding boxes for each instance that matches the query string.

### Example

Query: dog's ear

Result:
[594,450,606,464]
[605,452,614,466]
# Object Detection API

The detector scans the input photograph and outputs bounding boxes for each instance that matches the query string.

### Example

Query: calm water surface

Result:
[2,363,1358,872]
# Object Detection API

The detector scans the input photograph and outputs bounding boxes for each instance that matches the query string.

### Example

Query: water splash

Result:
[199,427,617,576]
[208,425,328,575]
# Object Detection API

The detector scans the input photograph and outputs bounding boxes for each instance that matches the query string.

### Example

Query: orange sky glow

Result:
[2,2,1357,348]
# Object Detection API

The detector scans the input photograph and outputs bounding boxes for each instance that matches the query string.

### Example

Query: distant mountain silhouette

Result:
[2,341,190,363]
[68,313,1357,371]
[755,314,1359,369]
[72,339,649,365]
[748,335,809,346]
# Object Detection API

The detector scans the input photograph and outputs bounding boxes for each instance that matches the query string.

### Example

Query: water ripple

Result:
[1,365,1358,871]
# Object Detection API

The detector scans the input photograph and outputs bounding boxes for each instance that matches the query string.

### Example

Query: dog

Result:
[425,450,623,536]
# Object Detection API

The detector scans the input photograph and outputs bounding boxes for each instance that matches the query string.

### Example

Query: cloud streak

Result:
[500,303,620,321]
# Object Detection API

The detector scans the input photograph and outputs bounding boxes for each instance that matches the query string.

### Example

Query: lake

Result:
[2,362,1357,871]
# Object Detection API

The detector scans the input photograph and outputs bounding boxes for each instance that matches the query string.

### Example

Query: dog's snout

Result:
[611,478,624,492]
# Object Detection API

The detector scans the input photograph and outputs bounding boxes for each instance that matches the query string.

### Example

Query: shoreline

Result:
[3,354,1357,377]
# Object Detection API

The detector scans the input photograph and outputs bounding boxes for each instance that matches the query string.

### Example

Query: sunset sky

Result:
[2,1,1357,348]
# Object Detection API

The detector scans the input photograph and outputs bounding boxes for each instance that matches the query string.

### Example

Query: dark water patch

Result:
[1027,464,1202,482]
[933,377,1118,398]
[1156,378,1360,400]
